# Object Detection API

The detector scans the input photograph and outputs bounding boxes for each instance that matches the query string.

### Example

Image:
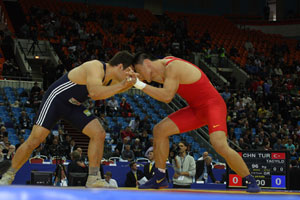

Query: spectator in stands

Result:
[285,139,297,157]
[121,144,135,162]
[30,82,41,95]
[129,116,140,133]
[138,116,151,132]
[32,144,48,158]
[131,138,143,158]
[239,138,250,150]
[4,145,15,160]
[67,139,78,157]
[57,129,66,143]
[138,130,149,147]
[125,161,144,187]
[121,126,135,140]
[2,59,20,77]
[172,141,196,188]
[195,156,219,184]
[198,151,209,161]
[19,111,31,130]
[104,171,118,188]
[107,96,119,116]
[0,126,7,137]
[67,150,88,178]
[274,65,283,76]
[251,136,263,150]
[269,132,278,148]
[95,100,108,116]
[48,138,64,158]
[120,97,132,117]
[115,137,130,154]
[1,140,10,156]
[221,87,231,102]
[11,100,20,108]
[63,135,72,146]
[15,137,25,150]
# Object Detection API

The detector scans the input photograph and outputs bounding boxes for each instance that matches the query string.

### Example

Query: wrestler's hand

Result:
[124,68,139,86]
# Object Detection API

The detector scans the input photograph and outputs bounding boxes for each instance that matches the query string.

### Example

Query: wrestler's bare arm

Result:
[142,64,179,103]
[85,60,130,100]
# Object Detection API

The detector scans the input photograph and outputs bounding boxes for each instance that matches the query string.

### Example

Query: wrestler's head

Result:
[132,52,157,83]
[108,50,134,81]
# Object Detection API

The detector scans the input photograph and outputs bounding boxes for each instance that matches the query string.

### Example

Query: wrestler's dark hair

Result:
[108,50,134,69]
[132,52,158,67]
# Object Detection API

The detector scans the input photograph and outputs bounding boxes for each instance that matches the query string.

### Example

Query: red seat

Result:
[29,157,44,164]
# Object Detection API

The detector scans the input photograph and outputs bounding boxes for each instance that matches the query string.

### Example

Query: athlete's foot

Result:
[0,171,15,185]
[245,175,261,193]
[139,168,168,189]
[85,175,108,188]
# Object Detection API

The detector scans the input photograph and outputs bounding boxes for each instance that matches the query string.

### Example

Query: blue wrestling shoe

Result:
[139,168,169,189]
[245,175,261,193]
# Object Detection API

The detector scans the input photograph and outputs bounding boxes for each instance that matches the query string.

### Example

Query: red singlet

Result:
[165,57,227,134]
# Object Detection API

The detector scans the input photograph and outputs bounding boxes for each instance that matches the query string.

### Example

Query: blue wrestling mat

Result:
[0,186,299,200]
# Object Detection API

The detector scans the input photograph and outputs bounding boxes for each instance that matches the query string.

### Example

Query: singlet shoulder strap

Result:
[165,56,181,66]
[101,61,112,86]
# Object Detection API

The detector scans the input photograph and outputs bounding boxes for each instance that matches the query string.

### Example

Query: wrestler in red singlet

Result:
[165,57,227,134]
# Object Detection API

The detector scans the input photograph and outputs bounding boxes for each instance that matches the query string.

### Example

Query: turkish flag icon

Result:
[271,153,286,159]
[229,174,242,186]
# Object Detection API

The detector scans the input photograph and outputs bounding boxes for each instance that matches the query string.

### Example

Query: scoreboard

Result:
[226,151,289,189]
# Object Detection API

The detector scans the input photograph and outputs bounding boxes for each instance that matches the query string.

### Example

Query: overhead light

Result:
[34,56,40,59]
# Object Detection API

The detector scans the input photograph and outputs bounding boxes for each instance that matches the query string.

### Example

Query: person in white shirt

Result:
[104,171,118,188]
[107,96,119,116]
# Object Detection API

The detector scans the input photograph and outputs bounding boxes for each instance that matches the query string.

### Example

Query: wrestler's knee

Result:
[210,139,229,156]
[90,129,106,141]
[153,123,170,138]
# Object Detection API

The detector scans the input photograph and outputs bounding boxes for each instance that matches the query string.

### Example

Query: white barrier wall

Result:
[0,79,42,90]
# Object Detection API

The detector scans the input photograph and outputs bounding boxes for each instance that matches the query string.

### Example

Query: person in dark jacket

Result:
[125,161,144,187]
[195,156,220,183]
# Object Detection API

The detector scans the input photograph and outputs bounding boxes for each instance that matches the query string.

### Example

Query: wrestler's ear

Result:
[116,63,123,70]
[144,59,151,67]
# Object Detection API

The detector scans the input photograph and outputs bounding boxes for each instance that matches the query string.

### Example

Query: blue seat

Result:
[25,129,31,135]
[7,128,16,135]
[193,153,200,160]
[17,88,25,95]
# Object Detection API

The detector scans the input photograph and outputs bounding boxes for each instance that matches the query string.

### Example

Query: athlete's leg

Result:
[0,125,50,184]
[210,131,260,192]
[12,125,50,170]
[209,131,250,177]
[139,107,204,189]
[153,117,180,169]
[82,118,108,187]
[82,118,105,169]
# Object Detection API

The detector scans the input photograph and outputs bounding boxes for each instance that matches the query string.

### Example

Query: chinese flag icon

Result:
[229,174,242,186]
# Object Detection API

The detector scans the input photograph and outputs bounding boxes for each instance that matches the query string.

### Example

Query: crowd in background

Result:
[0,1,299,188]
